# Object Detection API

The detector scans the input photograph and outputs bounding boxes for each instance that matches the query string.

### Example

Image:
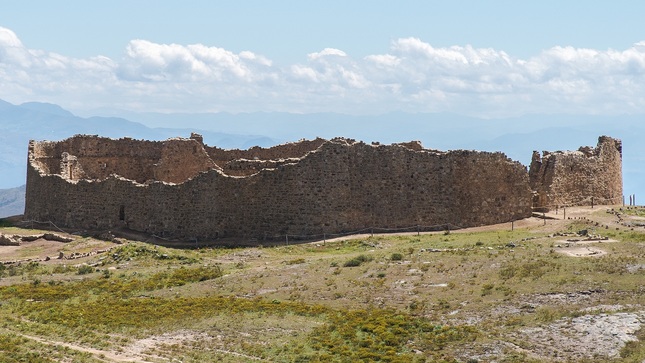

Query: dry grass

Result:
[0,205,644,362]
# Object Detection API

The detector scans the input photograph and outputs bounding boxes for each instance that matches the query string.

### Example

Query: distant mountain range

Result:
[0,185,24,218]
[1,99,643,218]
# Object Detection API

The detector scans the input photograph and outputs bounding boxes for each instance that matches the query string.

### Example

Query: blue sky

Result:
[1,1,644,116]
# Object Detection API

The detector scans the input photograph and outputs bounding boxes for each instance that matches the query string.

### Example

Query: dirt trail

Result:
[319,205,615,244]
[11,332,156,362]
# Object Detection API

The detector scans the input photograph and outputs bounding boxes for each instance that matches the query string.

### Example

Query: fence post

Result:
[286,234,289,245]
[511,220,514,231]
[417,225,420,236]
[543,211,546,225]
[371,228,373,237]
[563,207,566,220]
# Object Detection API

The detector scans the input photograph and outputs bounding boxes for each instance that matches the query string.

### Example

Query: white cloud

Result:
[365,54,400,67]
[0,26,645,116]
[0,27,22,47]
[307,48,347,60]
[290,65,319,83]
[117,40,256,82]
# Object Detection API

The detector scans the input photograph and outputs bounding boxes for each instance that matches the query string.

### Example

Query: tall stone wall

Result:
[25,135,533,243]
[529,136,623,210]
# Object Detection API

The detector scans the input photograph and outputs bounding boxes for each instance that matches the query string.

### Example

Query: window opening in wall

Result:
[119,205,125,221]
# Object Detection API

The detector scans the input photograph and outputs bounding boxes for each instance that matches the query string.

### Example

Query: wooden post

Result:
[563,207,566,220]
[286,234,289,245]
[511,220,514,231]
[417,225,420,236]
[543,211,546,225]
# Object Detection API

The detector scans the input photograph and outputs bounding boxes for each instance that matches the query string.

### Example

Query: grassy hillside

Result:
[0,206,644,362]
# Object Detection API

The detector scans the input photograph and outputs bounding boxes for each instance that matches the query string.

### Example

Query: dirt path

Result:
[12,329,269,363]
[10,331,158,362]
[556,246,607,257]
[317,205,615,244]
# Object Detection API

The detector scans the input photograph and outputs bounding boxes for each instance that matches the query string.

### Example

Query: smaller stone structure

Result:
[529,136,623,210]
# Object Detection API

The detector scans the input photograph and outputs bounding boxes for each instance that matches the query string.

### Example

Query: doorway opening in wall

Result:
[119,205,125,221]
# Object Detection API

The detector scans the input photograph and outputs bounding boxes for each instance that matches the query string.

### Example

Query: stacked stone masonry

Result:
[529,136,623,210]
[24,134,621,244]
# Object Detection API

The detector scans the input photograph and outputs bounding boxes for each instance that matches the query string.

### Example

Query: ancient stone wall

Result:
[25,135,534,243]
[28,136,218,184]
[529,136,623,210]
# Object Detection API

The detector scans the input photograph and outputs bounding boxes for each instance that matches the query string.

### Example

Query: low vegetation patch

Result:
[0,261,474,362]
[1,208,644,362]
[343,254,373,267]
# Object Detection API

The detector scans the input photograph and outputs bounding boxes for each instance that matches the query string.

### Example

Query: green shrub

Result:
[480,283,494,296]
[344,254,373,267]
[390,253,403,261]
[77,265,95,275]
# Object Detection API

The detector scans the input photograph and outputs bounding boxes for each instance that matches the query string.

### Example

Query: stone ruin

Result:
[23,134,622,245]
[530,136,623,211]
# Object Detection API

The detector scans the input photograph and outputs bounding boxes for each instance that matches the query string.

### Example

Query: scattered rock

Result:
[0,232,74,246]
[42,233,74,242]
[0,234,21,246]
[519,312,644,360]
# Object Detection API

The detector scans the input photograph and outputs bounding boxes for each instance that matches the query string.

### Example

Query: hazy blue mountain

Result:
[0,185,25,218]
[19,102,76,118]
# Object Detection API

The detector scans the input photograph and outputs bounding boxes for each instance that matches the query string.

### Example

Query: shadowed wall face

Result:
[25,135,620,244]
